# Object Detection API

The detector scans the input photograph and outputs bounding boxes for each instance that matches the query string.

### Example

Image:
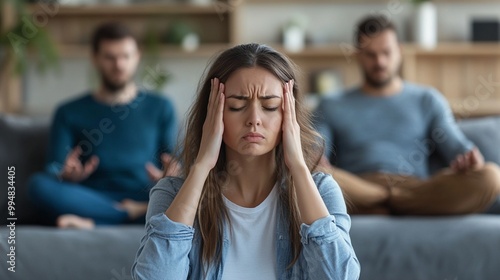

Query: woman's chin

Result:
[237,146,275,157]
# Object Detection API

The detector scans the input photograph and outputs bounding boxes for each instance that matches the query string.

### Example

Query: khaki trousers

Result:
[328,163,500,215]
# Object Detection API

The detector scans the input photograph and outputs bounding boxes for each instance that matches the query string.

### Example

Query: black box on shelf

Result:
[471,19,500,42]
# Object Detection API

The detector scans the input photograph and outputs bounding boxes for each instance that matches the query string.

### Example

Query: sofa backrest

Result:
[429,116,500,174]
[0,114,50,225]
[458,116,500,164]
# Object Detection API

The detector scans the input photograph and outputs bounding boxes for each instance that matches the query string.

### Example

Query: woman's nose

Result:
[246,106,262,126]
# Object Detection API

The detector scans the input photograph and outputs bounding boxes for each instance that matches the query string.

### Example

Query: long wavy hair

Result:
[178,43,324,271]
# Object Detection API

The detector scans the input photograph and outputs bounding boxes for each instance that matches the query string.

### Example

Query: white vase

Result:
[62,0,98,5]
[190,0,212,6]
[283,26,305,53]
[413,2,437,49]
[182,33,200,52]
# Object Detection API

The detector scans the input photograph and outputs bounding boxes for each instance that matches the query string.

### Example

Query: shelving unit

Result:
[277,42,500,117]
[2,0,500,116]
[55,43,230,58]
[25,2,237,46]
[245,0,500,3]
[27,3,226,15]
[1,1,238,113]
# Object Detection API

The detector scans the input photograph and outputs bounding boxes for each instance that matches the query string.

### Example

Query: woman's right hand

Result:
[165,79,224,226]
[195,78,225,170]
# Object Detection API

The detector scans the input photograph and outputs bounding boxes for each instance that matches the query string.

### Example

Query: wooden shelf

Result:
[245,0,500,3]
[245,0,407,3]
[244,0,378,3]
[272,44,349,58]
[53,43,231,58]
[27,3,228,16]
[264,43,500,58]
[51,42,500,59]
[405,43,500,56]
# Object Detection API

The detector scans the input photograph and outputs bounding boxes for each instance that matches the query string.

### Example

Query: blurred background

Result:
[2,0,500,123]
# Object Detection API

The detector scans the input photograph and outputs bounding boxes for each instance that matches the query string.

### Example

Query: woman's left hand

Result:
[282,79,306,171]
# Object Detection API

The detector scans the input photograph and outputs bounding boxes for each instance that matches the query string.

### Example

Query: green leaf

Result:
[0,0,59,76]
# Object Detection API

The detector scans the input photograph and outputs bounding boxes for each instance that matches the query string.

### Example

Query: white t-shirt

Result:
[221,185,278,280]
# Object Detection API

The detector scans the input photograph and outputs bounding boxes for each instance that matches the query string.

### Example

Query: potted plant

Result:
[142,26,173,91]
[0,0,59,75]
[165,21,200,52]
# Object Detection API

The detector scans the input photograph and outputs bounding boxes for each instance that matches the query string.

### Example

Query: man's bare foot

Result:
[57,214,95,229]
[117,199,148,220]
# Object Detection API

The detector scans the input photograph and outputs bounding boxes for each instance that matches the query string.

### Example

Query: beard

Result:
[364,70,393,88]
[100,72,131,93]
[363,65,400,89]
[363,64,402,89]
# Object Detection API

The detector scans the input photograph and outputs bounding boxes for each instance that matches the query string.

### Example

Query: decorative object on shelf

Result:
[188,0,213,6]
[471,19,500,42]
[282,14,307,53]
[304,68,342,112]
[0,0,59,75]
[165,21,200,52]
[311,69,342,96]
[130,0,178,4]
[102,0,131,5]
[411,0,437,49]
[52,0,99,5]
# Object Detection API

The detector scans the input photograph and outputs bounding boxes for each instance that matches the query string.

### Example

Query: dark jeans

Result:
[28,172,149,225]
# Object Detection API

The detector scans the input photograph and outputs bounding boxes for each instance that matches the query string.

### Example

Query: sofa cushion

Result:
[0,114,50,225]
[351,214,500,280]
[0,225,144,280]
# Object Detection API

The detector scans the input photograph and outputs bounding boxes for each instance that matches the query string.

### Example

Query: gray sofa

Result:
[1,113,500,280]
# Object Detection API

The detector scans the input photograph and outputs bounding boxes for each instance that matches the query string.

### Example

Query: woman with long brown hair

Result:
[132,43,359,280]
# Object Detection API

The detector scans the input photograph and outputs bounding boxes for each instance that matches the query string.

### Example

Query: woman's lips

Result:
[243,132,264,142]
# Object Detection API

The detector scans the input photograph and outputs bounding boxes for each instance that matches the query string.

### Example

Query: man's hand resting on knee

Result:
[450,146,484,173]
[60,146,100,182]
[145,153,182,182]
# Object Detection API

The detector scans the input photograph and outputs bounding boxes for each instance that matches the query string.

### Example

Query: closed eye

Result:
[264,107,279,111]
[229,107,244,111]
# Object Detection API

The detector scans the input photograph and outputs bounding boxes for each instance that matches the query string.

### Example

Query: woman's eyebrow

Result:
[226,95,281,100]
[226,95,248,100]
[260,95,281,100]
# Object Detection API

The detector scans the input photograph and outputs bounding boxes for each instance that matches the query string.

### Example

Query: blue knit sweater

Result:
[45,91,178,192]
[314,82,473,178]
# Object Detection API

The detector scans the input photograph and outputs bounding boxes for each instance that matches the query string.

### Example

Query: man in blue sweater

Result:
[28,23,179,228]
[315,16,500,215]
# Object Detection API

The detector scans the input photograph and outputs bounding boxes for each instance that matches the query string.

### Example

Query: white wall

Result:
[437,3,500,41]
[24,56,211,126]
[23,2,500,117]
[24,58,93,116]
[239,3,412,45]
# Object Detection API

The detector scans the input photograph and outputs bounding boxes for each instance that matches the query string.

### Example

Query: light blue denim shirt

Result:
[132,172,360,280]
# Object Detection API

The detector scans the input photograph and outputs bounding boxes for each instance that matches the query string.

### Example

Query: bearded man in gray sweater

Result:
[315,15,500,215]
